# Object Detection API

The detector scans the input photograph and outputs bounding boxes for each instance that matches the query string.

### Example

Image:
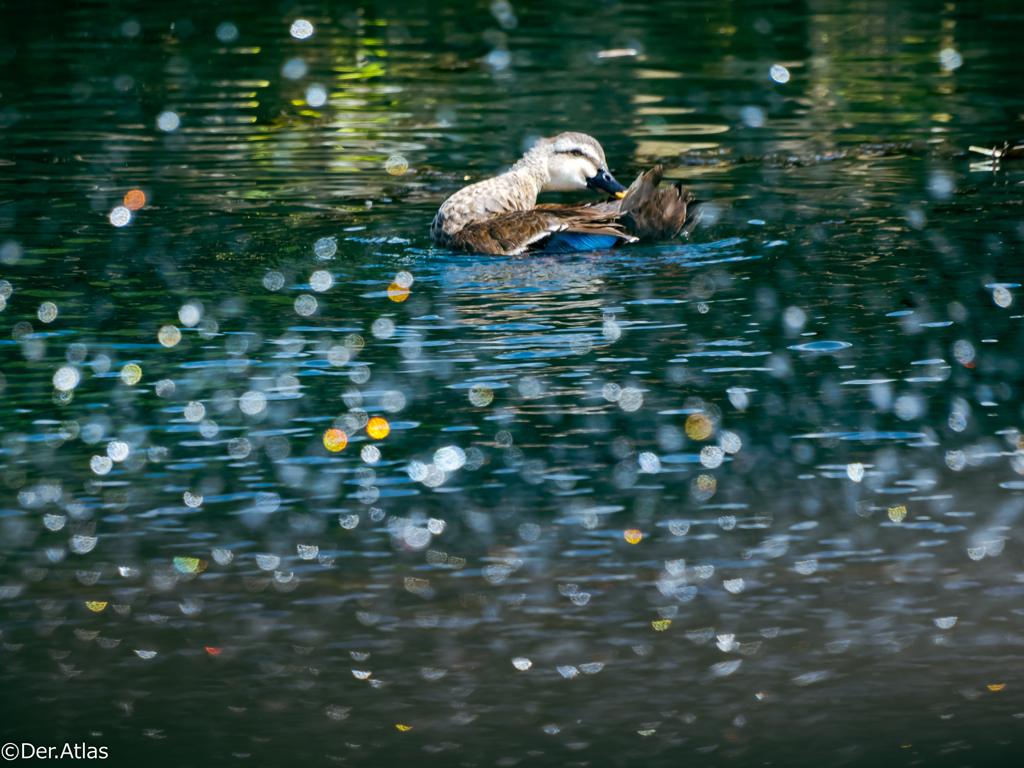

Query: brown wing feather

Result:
[448,208,633,256]
[618,165,695,241]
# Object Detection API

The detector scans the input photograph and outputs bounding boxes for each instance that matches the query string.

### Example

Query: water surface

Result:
[2,1,1024,766]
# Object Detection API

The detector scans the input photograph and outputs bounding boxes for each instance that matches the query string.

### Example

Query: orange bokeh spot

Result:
[124,189,146,210]
[205,647,223,655]
[624,529,642,544]
[324,428,348,452]
[387,282,410,302]
[367,417,390,440]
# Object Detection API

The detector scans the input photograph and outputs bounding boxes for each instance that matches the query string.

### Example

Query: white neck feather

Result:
[508,145,551,191]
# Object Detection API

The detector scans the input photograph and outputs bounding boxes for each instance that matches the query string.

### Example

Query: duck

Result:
[431,132,700,255]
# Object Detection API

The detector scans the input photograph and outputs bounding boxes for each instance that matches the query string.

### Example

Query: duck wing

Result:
[448,208,635,256]
[617,165,698,241]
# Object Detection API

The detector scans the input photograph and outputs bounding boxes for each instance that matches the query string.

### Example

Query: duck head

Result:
[532,132,628,198]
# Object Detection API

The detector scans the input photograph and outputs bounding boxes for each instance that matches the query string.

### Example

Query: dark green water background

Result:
[2,1,1024,766]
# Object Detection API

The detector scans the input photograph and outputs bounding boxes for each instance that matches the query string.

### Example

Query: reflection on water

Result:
[2,0,1024,765]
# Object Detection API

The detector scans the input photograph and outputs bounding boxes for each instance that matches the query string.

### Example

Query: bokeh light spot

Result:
[624,529,642,544]
[783,306,806,332]
[939,48,963,71]
[184,401,205,422]
[37,302,58,323]
[367,417,390,440]
[90,456,112,476]
[109,206,131,227]
[619,387,643,412]
[106,441,129,462]
[953,339,975,367]
[314,237,337,260]
[157,111,180,132]
[485,49,511,70]
[124,189,146,210]
[324,428,348,452]
[693,474,717,499]
[306,84,327,107]
[372,318,395,339]
[215,22,238,43]
[469,385,494,407]
[685,413,714,440]
[720,431,742,454]
[295,295,317,316]
[158,325,181,347]
[700,445,724,468]
[770,64,790,83]
[239,390,266,415]
[741,106,766,128]
[263,271,285,291]
[86,601,107,612]
[282,58,308,80]
[386,156,409,175]
[178,302,201,327]
[53,367,80,392]
[388,282,410,302]
[120,364,142,386]
[310,270,333,292]
[0,241,22,266]
[290,19,314,39]
[434,445,466,472]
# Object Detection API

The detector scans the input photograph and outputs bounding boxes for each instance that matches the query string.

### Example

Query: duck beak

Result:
[587,168,628,198]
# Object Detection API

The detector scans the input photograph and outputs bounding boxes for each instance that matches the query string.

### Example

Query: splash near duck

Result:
[431,132,700,255]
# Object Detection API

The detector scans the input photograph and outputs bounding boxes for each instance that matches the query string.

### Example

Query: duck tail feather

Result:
[619,165,664,213]
[618,165,693,241]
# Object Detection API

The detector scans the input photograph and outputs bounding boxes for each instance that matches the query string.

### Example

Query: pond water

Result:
[2,0,1024,765]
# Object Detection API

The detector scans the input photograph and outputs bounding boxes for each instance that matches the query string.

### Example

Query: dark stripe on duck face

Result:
[554,149,601,167]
